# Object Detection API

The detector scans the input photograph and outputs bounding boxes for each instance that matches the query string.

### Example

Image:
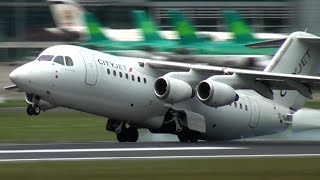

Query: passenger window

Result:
[65,56,74,66]
[234,102,237,108]
[245,105,248,111]
[119,72,123,78]
[107,69,110,74]
[132,75,135,81]
[137,76,141,82]
[53,56,65,65]
[143,78,147,84]
[113,70,116,76]
[125,73,129,79]
[37,55,54,61]
[240,103,243,109]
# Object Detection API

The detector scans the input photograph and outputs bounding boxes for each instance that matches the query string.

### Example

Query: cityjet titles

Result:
[98,59,131,72]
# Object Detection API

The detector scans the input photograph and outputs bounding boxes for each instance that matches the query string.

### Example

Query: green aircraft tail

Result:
[84,12,110,42]
[170,10,203,44]
[224,10,256,43]
[132,10,163,42]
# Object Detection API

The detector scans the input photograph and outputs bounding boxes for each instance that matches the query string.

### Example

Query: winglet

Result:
[133,10,163,42]
[224,10,256,43]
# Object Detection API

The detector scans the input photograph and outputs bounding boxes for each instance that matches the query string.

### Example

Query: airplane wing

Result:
[141,59,320,99]
[3,85,23,92]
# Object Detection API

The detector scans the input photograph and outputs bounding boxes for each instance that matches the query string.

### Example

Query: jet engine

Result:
[154,76,193,104]
[197,80,239,107]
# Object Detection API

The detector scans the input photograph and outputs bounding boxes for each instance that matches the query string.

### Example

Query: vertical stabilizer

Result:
[47,0,85,33]
[224,10,256,43]
[170,10,202,44]
[265,32,320,110]
[84,12,109,42]
[133,10,163,42]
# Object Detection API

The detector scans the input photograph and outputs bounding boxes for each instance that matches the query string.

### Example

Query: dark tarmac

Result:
[0,141,320,162]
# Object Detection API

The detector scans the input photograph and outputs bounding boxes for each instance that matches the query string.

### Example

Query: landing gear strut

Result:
[106,119,139,142]
[168,109,200,143]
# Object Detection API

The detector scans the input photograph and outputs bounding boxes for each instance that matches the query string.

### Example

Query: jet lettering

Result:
[280,49,310,97]
[292,49,310,74]
[98,59,128,71]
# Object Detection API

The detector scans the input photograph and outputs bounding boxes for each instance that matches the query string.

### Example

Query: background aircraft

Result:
[169,10,278,57]
[5,31,320,143]
[82,11,178,53]
[47,0,286,42]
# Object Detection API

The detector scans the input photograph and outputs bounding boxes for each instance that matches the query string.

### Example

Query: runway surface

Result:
[1,141,320,162]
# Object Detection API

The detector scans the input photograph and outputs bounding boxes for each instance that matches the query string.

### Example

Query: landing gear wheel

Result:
[26,105,33,116]
[117,128,128,142]
[127,127,138,142]
[32,105,41,116]
[178,131,188,142]
[188,131,200,143]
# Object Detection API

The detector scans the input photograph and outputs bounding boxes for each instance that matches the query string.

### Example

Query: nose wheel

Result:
[26,104,40,116]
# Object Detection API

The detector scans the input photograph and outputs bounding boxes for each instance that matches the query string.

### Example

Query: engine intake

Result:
[154,76,193,104]
[197,80,238,107]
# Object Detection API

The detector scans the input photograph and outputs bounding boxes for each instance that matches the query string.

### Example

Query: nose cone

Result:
[9,64,31,85]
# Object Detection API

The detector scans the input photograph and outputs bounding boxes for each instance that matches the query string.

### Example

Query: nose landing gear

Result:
[26,104,41,116]
[25,94,41,116]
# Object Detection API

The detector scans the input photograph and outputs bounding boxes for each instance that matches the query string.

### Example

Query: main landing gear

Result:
[177,129,200,143]
[106,119,139,142]
[167,109,200,143]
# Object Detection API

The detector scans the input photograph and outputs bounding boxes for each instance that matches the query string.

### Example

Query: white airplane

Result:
[5,31,320,142]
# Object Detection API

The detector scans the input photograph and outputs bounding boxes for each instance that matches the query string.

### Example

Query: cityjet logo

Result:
[280,49,310,97]
[98,59,132,72]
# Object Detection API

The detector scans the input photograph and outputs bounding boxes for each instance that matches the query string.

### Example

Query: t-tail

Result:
[132,10,163,42]
[47,0,86,33]
[170,10,203,44]
[84,11,110,42]
[263,31,320,110]
[223,10,256,43]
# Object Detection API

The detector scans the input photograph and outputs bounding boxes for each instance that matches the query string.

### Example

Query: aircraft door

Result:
[80,50,97,86]
[248,98,260,128]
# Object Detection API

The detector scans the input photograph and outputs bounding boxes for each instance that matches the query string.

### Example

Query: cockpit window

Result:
[53,56,65,66]
[37,55,54,61]
[65,56,74,66]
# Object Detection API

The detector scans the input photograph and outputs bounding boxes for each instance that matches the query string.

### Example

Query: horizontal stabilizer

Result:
[4,84,22,92]
[245,38,287,48]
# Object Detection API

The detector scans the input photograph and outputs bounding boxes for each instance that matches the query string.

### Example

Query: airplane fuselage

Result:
[12,45,289,141]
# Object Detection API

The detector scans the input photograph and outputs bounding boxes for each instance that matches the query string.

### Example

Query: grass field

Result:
[0,111,115,142]
[1,100,320,142]
[0,158,320,179]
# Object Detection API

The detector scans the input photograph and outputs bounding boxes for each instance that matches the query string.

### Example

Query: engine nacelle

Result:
[197,80,239,107]
[154,76,193,104]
